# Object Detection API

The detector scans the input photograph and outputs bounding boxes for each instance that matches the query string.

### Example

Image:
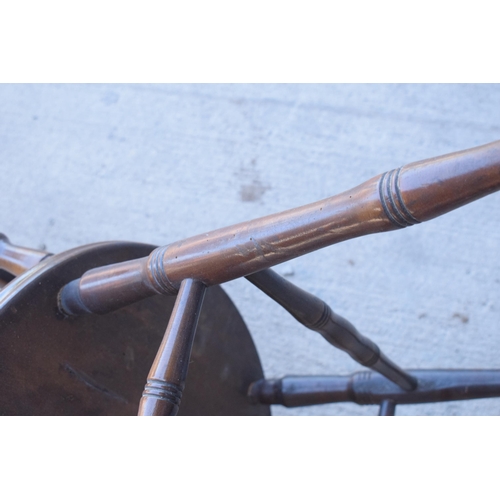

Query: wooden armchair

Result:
[1,139,499,415]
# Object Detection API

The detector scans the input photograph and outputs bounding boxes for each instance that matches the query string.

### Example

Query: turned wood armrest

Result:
[59,139,500,316]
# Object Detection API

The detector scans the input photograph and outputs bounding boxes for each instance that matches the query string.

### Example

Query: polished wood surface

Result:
[138,279,206,416]
[59,139,500,317]
[248,370,500,408]
[399,140,500,221]
[0,242,269,415]
[246,268,416,390]
[0,233,51,277]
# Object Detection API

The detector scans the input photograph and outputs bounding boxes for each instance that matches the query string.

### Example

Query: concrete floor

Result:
[1,84,499,415]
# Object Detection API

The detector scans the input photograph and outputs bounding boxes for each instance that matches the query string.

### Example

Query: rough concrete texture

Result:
[1,84,499,415]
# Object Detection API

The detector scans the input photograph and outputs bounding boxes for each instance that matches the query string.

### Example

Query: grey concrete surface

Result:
[1,84,499,415]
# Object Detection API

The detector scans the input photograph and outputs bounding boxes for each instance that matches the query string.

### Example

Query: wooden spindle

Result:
[0,233,51,277]
[248,370,500,408]
[138,279,206,416]
[59,139,500,317]
[378,399,396,416]
[246,268,417,391]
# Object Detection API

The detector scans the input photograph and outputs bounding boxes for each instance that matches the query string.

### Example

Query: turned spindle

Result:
[246,268,416,390]
[138,279,206,416]
[248,370,500,408]
[0,233,51,278]
[59,139,500,317]
[378,400,396,416]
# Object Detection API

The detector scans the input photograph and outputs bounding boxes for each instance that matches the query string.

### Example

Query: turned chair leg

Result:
[138,279,206,416]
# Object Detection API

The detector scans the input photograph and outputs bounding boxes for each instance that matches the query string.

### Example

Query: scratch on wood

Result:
[61,363,128,404]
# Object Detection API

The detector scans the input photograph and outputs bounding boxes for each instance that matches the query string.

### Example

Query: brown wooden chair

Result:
[1,139,499,415]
